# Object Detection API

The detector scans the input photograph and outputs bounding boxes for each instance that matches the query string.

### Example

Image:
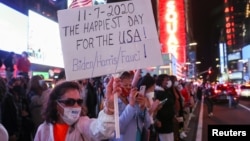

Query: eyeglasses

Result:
[57,98,83,106]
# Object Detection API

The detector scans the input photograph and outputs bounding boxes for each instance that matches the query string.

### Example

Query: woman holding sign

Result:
[109,71,160,141]
[34,77,121,141]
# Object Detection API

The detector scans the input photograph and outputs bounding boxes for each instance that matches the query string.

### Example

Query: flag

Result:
[69,0,92,8]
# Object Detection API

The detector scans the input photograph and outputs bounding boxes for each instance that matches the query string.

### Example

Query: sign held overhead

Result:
[57,0,163,81]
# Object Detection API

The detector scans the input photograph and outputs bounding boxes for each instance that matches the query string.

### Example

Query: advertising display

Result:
[28,10,64,68]
[0,3,28,54]
[158,0,187,64]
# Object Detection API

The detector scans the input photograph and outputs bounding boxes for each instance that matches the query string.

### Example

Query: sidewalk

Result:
[184,100,202,141]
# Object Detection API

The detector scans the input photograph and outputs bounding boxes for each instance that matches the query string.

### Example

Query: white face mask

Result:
[59,103,81,125]
[145,91,155,106]
[174,81,179,87]
[166,80,172,88]
[145,91,155,124]
[178,85,183,91]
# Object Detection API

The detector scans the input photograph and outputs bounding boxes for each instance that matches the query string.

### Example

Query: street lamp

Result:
[189,42,198,46]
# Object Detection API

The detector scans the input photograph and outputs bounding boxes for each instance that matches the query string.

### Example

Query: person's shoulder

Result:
[0,123,8,141]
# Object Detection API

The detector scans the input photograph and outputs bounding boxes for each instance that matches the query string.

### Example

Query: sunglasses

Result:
[57,98,83,106]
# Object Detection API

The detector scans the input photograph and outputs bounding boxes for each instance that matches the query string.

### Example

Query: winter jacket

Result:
[154,85,175,133]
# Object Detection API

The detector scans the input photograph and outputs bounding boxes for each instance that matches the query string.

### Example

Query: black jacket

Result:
[154,86,175,133]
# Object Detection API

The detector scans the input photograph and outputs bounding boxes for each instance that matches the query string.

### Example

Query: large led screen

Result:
[0,3,28,54]
[28,10,64,68]
[242,45,250,59]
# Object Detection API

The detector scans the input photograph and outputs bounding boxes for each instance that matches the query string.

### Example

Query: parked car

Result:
[212,84,239,104]
[239,85,250,98]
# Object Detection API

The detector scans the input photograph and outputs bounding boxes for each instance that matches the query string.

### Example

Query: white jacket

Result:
[34,110,115,141]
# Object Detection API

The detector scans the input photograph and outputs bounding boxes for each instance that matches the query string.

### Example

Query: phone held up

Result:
[159,98,168,105]
[139,85,146,96]
[136,85,146,97]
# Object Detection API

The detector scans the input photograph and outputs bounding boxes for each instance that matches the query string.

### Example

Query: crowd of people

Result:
[0,64,205,141]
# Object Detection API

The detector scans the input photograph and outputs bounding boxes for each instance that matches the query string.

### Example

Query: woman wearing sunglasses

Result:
[34,77,121,141]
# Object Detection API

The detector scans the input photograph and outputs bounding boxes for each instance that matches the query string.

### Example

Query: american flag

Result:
[69,0,92,8]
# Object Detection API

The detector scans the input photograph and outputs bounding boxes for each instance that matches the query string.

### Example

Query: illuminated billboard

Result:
[0,3,28,54]
[158,0,187,64]
[28,10,64,68]
[224,0,236,49]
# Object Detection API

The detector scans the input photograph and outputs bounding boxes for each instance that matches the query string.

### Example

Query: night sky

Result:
[191,0,224,78]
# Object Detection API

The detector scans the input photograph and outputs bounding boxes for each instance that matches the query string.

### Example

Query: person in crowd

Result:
[204,82,215,117]
[55,69,66,84]
[186,82,196,114]
[3,52,16,83]
[103,75,111,94]
[179,82,192,135]
[136,73,161,141]
[196,85,203,102]
[77,79,92,116]
[17,51,31,82]
[84,78,98,118]
[0,77,9,141]
[40,80,53,113]
[1,77,33,141]
[93,77,105,115]
[169,75,186,141]
[34,77,121,141]
[108,71,159,141]
[77,79,89,105]
[26,75,48,135]
[0,123,8,141]
[154,74,175,141]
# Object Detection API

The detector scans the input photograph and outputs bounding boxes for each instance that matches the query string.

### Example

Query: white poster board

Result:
[57,0,163,81]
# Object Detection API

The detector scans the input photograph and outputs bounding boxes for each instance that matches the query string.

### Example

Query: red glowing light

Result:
[158,0,186,64]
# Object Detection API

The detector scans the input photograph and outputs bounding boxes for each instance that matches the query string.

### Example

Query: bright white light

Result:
[0,3,28,54]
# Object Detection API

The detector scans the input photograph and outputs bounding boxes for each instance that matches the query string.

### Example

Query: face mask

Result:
[58,103,81,125]
[174,81,179,87]
[145,91,155,124]
[145,91,154,106]
[178,85,183,91]
[121,87,131,97]
[166,80,172,88]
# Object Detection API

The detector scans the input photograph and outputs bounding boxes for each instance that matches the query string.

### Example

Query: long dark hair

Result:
[43,81,81,124]
[155,74,169,87]
[137,73,155,91]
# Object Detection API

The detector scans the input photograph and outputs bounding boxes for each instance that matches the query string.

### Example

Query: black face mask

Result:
[12,86,22,93]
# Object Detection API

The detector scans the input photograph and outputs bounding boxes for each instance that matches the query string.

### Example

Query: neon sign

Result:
[166,1,179,59]
[159,0,186,64]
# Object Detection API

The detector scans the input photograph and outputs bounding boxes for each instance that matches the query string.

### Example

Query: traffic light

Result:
[208,67,212,74]
[184,66,187,71]
[208,70,211,74]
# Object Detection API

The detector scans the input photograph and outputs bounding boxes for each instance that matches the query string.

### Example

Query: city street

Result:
[185,97,250,141]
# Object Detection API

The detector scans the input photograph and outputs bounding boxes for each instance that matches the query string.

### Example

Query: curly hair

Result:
[43,81,81,124]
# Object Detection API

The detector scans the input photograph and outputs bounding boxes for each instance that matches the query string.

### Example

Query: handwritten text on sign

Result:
[57,0,163,81]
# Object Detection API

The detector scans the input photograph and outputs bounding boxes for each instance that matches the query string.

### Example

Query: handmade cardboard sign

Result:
[57,0,163,81]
